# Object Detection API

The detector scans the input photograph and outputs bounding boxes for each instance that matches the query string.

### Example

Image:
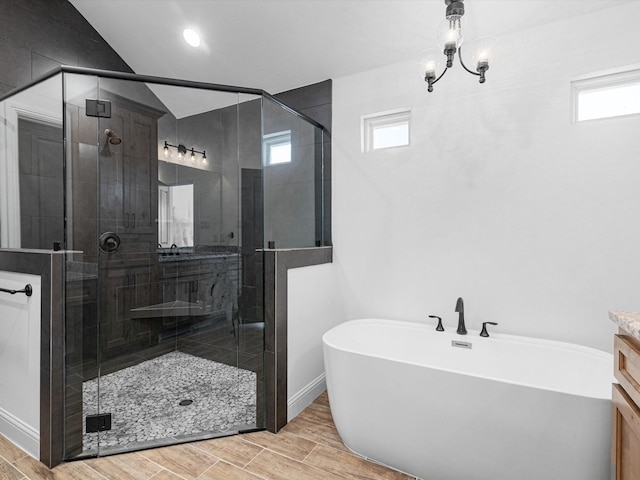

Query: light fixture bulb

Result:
[201,151,207,165]
[191,148,196,162]
[470,36,497,72]
[437,18,463,51]
[163,141,169,157]
[418,49,443,80]
[183,28,201,47]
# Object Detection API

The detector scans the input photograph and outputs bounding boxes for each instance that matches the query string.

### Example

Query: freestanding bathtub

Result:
[322,319,613,480]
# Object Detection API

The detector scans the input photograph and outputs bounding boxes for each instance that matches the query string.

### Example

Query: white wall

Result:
[0,271,41,458]
[285,3,640,414]
[328,2,640,353]
[287,262,347,419]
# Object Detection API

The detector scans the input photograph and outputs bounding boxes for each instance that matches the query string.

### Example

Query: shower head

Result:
[100,129,122,157]
[105,129,122,145]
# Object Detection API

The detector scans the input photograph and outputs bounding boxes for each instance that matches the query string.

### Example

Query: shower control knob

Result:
[99,232,121,253]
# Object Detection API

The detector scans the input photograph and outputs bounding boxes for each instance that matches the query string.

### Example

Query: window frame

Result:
[361,108,411,153]
[571,65,640,123]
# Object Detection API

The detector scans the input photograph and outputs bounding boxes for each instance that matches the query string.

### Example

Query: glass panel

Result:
[237,93,265,427]
[577,83,640,121]
[0,74,64,249]
[262,97,324,248]
[372,121,409,149]
[60,73,265,456]
[61,72,99,459]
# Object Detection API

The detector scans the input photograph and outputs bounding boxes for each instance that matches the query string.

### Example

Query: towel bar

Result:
[0,284,33,297]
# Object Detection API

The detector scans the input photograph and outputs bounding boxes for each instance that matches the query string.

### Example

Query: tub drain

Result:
[179,399,193,406]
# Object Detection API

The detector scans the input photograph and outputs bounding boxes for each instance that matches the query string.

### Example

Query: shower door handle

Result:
[99,232,121,253]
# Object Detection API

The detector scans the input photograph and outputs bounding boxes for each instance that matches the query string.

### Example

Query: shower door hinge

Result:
[85,99,112,118]
[85,413,112,433]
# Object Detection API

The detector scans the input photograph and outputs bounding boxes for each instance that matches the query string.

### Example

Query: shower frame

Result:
[0,65,332,467]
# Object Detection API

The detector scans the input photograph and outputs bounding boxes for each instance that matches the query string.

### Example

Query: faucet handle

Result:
[429,315,444,332]
[480,322,498,337]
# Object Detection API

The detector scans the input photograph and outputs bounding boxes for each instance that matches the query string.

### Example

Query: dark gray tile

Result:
[31,51,64,79]
[275,80,332,111]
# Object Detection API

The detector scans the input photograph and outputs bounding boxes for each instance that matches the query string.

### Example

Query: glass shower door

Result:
[81,76,263,456]
[88,78,164,452]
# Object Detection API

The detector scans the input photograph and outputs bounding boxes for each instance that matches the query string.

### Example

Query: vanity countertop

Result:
[158,252,238,263]
[609,310,640,340]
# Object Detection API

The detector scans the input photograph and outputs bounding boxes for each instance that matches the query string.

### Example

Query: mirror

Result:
[157,160,222,249]
[158,183,194,248]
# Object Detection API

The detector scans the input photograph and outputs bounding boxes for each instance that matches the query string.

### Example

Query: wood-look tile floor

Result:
[0,392,415,480]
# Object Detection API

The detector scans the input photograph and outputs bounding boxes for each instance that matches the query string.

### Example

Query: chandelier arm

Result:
[457,46,481,77]
[431,65,449,85]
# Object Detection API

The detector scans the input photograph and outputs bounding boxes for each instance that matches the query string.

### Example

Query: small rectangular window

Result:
[362,109,411,152]
[263,130,292,165]
[572,66,640,122]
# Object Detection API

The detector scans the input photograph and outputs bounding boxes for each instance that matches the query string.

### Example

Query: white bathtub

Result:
[322,319,613,480]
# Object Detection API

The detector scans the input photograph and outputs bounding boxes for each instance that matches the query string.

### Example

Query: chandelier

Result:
[420,0,496,93]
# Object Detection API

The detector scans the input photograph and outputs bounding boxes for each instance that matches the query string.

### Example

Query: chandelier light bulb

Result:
[470,36,497,83]
[445,29,458,51]
[425,61,437,78]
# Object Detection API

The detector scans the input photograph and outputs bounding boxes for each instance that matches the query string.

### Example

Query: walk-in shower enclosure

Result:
[0,66,328,462]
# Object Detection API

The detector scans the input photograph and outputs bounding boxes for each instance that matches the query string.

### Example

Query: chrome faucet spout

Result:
[455,297,467,335]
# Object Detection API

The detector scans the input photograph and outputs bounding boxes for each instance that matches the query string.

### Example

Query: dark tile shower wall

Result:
[0,0,133,96]
[275,80,332,246]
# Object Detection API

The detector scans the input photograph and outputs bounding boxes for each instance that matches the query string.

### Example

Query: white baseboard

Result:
[0,406,39,459]
[287,373,326,422]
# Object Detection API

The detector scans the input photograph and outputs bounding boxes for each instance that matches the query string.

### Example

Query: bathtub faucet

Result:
[455,297,467,335]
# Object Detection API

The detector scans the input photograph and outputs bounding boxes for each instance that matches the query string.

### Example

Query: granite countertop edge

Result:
[609,310,640,340]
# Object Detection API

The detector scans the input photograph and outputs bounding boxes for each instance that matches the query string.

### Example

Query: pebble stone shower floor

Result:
[82,351,256,451]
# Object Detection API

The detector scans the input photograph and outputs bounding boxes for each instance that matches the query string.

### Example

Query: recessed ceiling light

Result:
[183,28,201,47]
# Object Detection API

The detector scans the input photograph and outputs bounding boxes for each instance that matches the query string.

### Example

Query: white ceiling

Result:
[69,0,627,117]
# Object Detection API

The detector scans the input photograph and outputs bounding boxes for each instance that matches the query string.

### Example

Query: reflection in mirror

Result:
[0,74,63,248]
[157,160,223,249]
[158,183,194,247]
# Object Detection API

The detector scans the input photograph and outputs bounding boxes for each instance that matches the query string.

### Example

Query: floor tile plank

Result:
[304,443,414,480]
[191,436,263,468]
[138,444,218,480]
[244,449,345,480]
[0,460,26,480]
[11,455,55,480]
[242,430,316,462]
[296,403,334,426]
[312,391,330,408]
[148,470,184,480]
[50,461,109,479]
[197,460,265,480]
[282,415,349,452]
[0,435,29,463]
[84,452,163,479]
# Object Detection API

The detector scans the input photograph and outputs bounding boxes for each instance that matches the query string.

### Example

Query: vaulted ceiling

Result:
[69,0,628,116]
